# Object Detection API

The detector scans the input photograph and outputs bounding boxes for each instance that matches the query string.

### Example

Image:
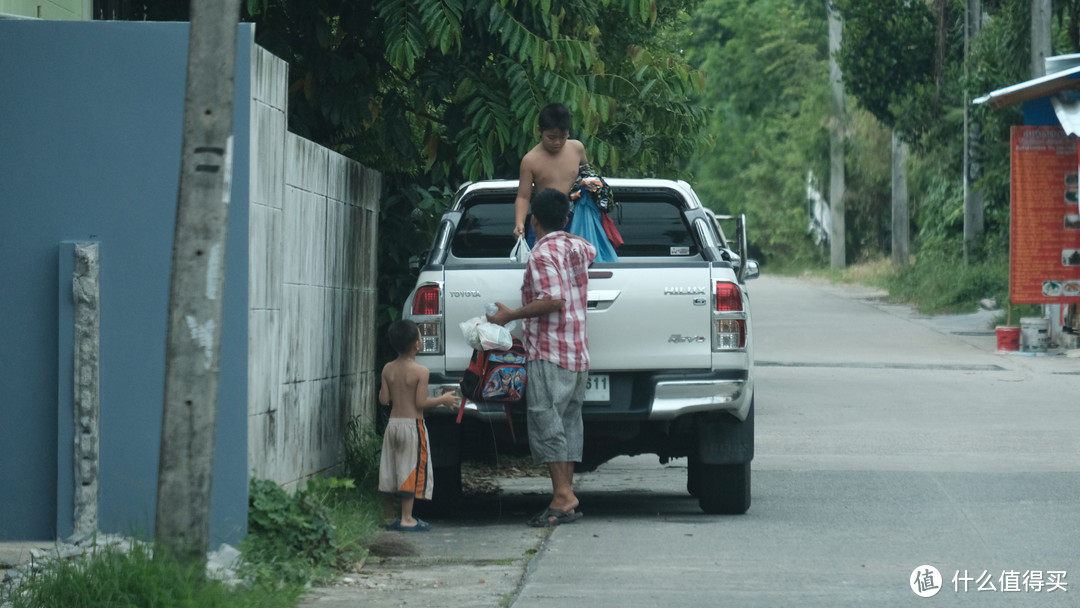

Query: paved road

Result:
[306,274,1080,607]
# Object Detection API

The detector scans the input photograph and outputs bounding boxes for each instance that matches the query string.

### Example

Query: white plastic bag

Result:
[477,321,512,351]
[459,317,484,350]
[510,235,531,263]
[460,304,517,351]
[459,316,513,351]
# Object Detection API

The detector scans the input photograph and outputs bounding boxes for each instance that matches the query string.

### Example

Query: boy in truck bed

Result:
[513,103,588,242]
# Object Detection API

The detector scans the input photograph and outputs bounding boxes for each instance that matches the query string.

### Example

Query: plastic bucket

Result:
[996,326,1020,352]
[1019,317,1050,352]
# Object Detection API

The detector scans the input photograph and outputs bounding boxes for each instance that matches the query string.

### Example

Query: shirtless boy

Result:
[378,319,460,532]
[513,103,589,239]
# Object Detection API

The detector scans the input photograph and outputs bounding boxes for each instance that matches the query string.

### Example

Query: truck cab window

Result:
[451,194,698,259]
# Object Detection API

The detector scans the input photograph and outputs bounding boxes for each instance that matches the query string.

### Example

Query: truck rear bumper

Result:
[650,376,750,421]
[426,369,752,423]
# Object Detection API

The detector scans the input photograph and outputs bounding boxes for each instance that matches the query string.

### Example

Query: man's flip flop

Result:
[387,518,432,532]
[528,508,583,527]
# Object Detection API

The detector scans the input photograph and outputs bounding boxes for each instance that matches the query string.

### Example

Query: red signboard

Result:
[1010,126,1080,303]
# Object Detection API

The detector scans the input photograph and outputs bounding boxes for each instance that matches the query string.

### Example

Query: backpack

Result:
[456,337,527,440]
[571,164,617,213]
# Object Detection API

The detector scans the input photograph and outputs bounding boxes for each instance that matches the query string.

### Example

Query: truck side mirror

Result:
[744,259,760,280]
[409,251,429,274]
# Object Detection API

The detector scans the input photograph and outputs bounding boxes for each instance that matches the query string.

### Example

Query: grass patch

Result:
[801,252,1019,316]
[0,542,302,608]
[323,484,386,565]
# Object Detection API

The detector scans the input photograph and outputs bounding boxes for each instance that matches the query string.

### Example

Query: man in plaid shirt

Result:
[489,188,597,527]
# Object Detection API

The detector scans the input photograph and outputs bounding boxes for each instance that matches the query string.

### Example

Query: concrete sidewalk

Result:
[301,474,557,608]
[302,520,549,608]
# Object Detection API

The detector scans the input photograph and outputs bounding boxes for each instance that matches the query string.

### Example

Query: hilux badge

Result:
[664,286,707,295]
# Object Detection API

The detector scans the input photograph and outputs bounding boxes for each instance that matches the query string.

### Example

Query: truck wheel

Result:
[686,462,700,497]
[415,462,462,518]
[690,457,750,515]
[432,462,462,506]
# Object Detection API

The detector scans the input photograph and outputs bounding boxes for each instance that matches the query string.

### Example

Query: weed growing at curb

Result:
[241,422,387,586]
[240,476,375,585]
[343,416,383,493]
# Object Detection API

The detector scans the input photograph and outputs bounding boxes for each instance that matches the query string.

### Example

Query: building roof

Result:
[973,64,1080,109]
[974,54,1080,110]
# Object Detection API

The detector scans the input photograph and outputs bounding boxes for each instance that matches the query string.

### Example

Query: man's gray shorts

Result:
[526,359,587,464]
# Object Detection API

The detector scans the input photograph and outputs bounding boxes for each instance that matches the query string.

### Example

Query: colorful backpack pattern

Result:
[459,336,527,405]
[457,337,528,440]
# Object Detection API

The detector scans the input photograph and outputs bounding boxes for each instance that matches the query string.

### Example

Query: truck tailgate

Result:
[586,263,712,371]
[443,262,713,373]
[442,266,529,372]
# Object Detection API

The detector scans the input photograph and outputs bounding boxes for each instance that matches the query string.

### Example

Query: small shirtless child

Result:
[514,103,589,240]
[378,319,460,532]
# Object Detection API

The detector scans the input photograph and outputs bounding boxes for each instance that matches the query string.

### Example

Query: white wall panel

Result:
[247,46,380,486]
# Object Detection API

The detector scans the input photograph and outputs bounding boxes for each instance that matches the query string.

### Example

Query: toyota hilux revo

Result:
[402,178,758,514]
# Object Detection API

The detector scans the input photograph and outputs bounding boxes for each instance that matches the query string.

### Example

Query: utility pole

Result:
[155,0,241,566]
[891,132,909,266]
[1032,0,1052,78]
[963,0,984,263]
[828,0,846,269]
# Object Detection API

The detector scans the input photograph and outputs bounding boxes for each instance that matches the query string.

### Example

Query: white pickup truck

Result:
[402,178,758,514]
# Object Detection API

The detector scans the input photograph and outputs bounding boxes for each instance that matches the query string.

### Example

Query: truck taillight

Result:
[715,319,746,349]
[714,281,746,350]
[417,322,441,354]
[410,284,444,354]
[413,285,440,315]
[715,281,743,311]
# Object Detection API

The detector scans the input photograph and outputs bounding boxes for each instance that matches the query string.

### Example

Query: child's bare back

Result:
[380,358,424,419]
[379,358,459,419]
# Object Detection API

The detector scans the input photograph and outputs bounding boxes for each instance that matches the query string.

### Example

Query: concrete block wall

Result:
[247,46,380,490]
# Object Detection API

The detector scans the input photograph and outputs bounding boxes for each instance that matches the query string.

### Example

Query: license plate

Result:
[584,374,610,402]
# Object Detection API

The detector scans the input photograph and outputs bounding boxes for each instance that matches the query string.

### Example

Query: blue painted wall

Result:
[0,20,252,544]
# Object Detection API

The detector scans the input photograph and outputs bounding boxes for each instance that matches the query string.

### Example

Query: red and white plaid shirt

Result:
[522,231,597,372]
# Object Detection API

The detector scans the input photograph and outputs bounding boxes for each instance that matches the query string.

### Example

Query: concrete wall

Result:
[0,20,378,543]
[246,46,380,490]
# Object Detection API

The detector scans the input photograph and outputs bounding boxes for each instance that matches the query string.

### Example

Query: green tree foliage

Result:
[832,0,938,137]
[684,0,830,267]
[240,0,710,361]
[833,0,1036,263]
[964,0,1031,253]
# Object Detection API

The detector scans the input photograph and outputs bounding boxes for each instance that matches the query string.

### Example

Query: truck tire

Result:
[689,457,751,515]
[432,462,462,505]
[425,420,462,512]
